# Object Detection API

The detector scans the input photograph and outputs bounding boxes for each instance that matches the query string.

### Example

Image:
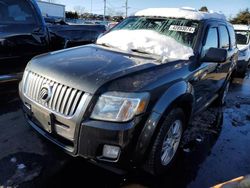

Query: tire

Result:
[143,108,185,175]
[214,79,230,106]
[236,60,249,78]
[247,59,250,71]
[237,70,246,78]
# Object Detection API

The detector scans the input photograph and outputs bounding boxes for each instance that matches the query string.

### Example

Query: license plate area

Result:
[32,105,53,133]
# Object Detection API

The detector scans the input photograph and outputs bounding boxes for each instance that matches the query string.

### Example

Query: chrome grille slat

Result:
[35,75,44,101]
[64,89,77,116]
[34,74,40,98]
[49,82,58,109]
[60,87,72,115]
[41,79,48,106]
[27,73,34,97]
[70,91,82,116]
[30,73,38,99]
[52,84,63,111]
[32,74,40,100]
[24,71,84,116]
[56,85,67,112]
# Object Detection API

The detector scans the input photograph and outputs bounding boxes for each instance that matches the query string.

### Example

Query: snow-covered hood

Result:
[97,29,194,61]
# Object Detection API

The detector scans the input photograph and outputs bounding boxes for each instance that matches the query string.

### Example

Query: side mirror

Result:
[201,48,227,63]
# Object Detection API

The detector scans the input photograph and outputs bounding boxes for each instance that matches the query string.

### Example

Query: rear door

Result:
[0,0,49,76]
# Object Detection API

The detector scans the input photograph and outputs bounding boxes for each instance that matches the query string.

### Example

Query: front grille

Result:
[24,71,84,116]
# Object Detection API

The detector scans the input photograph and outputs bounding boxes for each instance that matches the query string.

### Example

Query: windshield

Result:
[112,17,200,48]
[235,30,250,45]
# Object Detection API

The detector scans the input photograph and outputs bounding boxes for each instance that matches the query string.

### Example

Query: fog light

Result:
[102,145,120,159]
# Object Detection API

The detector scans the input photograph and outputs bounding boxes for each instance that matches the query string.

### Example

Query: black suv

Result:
[19,8,238,175]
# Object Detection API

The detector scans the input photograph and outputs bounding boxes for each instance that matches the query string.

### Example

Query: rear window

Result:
[0,0,35,24]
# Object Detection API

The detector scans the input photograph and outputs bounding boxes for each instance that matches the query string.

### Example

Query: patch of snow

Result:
[135,8,226,21]
[196,137,203,142]
[183,148,191,153]
[97,29,194,61]
[17,164,26,170]
[10,157,17,163]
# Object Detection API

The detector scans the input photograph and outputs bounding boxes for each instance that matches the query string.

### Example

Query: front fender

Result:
[134,81,194,163]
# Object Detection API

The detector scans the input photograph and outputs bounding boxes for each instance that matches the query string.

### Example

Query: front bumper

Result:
[20,91,92,155]
[78,119,141,165]
[20,89,144,172]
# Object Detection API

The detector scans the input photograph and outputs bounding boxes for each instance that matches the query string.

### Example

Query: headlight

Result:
[239,49,247,56]
[90,92,150,122]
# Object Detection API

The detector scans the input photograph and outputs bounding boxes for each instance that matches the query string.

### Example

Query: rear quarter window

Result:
[0,0,35,24]
[228,26,237,48]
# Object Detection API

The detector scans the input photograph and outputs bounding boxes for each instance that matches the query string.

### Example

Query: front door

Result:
[192,25,222,112]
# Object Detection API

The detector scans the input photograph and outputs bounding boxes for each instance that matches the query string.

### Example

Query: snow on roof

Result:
[97,29,194,61]
[233,24,250,31]
[135,7,226,21]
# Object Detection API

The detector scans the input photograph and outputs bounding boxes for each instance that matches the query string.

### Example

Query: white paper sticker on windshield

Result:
[169,25,196,33]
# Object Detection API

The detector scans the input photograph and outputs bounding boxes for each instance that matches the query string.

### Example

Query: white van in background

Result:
[233,24,250,76]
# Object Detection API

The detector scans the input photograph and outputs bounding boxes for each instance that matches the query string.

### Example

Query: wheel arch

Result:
[134,81,195,163]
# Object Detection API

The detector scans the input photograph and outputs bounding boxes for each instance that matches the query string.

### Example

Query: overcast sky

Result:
[54,0,249,18]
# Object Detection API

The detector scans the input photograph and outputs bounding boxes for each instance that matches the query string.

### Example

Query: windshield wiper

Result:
[131,48,163,61]
[131,48,151,55]
[98,43,112,48]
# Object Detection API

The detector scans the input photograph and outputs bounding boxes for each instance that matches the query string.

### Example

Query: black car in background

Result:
[0,0,106,90]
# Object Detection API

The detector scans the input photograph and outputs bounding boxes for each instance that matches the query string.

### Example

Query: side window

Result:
[202,27,218,57]
[219,26,230,49]
[0,0,35,24]
[228,26,236,48]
